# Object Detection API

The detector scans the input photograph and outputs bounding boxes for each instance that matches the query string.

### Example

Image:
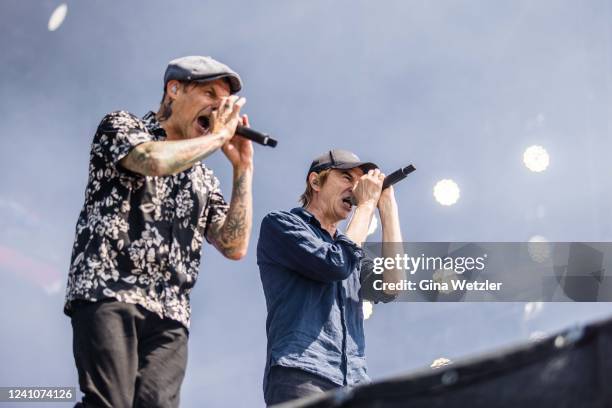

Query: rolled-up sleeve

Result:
[359,256,398,303]
[92,111,153,171]
[259,211,363,283]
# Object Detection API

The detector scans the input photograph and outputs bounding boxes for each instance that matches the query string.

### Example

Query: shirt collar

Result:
[142,111,166,137]
[290,207,318,225]
[290,207,347,239]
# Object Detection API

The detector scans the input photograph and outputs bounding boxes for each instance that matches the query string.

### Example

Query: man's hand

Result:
[377,185,398,215]
[345,169,384,247]
[222,114,254,170]
[207,136,253,260]
[206,101,253,259]
[210,95,246,142]
[119,96,247,177]
[353,169,385,208]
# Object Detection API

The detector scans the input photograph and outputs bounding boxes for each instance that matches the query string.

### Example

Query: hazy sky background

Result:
[2,0,612,406]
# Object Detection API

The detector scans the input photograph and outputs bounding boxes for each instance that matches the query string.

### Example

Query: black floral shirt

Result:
[64,110,229,328]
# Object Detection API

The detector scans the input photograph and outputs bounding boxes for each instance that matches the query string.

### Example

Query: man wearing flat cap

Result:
[64,56,253,407]
[257,149,405,405]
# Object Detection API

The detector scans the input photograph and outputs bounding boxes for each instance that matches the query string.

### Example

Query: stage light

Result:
[430,357,452,369]
[528,235,550,263]
[48,4,68,32]
[433,179,460,206]
[523,301,544,321]
[523,145,549,172]
[529,331,547,342]
[363,301,373,320]
[432,267,456,294]
[367,215,378,236]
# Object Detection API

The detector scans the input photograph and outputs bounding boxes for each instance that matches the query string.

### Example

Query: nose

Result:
[209,96,223,109]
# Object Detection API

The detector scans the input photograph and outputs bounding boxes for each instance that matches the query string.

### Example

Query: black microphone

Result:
[382,165,416,189]
[236,126,278,148]
[350,164,416,205]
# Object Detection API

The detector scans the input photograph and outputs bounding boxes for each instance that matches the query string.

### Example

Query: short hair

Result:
[160,80,198,104]
[299,169,332,207]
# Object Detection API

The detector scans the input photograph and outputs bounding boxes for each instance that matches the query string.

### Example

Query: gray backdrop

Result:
[1,1,612,406]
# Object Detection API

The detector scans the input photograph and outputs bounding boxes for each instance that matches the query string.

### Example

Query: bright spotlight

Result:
[523,301,544,320]
[528,235,550,263]
[432,267,456,294]
[529,331,547,342]
[362,301,373,320]
[48,4,68,32]
[367,215,378,237]
[430,357,452,369]
[433,179,460,206]
[523,145,549,172]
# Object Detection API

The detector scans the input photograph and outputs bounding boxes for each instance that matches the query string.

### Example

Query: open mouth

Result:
[197,115,211,134]
[342,196,353,210]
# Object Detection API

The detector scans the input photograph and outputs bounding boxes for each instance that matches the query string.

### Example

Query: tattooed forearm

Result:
[211,169,253,259]
[222,210,247,242]
[120,135,227,176]
[232,171,247,196]
[129,147,159,175]
[221,173,248,241]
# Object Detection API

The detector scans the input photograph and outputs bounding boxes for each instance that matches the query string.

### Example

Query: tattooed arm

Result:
[207,167,253,260]
[119,96,245,176]
[120,134,228,176]
[206,114,254,260]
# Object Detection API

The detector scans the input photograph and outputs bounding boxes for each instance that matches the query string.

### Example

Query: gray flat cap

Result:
[164,56,242,94]
[308,149,378,175]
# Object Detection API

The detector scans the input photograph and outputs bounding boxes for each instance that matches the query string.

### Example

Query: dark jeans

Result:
[71,300,188,408]
[265,366,339,406]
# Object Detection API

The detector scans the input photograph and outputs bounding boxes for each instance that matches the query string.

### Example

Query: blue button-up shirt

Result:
[257,207,395,393]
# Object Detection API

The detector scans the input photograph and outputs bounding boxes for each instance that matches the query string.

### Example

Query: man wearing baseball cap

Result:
[64,56,253,407]
[257,149,404,405]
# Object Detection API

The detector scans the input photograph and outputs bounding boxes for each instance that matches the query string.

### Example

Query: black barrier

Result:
[274,314,612,407]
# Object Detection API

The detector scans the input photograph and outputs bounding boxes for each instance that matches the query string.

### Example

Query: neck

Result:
[305,201,339,237]
[155,108,182,141]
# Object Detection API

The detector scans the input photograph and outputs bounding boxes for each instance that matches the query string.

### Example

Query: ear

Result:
[308,172,321,192]
[166,80,181,99]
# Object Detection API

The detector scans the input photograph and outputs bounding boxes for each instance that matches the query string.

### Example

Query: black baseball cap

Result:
[308,149,378,175]
[163,56,242,94]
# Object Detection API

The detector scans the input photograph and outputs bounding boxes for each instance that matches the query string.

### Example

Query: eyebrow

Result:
[204,86,217,97]
[203,85,230,98]
[341,170,354,181]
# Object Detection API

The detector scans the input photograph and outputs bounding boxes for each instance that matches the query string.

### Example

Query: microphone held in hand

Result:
[382,165,416,189]
[235,126,278,148]
[350,164,416,206]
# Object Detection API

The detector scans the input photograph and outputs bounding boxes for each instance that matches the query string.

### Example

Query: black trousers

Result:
[265,366,339,406]
[71,300,188,408]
